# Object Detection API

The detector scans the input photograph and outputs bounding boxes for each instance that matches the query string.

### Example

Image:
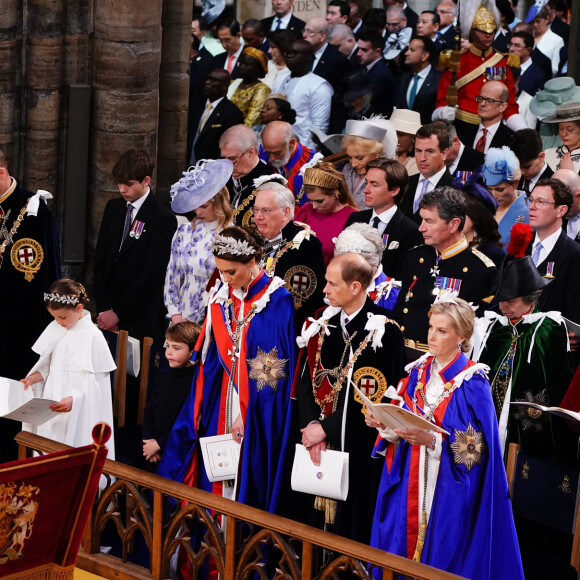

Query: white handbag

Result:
[290,444,349,501]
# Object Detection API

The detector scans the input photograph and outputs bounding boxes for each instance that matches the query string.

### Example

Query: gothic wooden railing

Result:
[16,431,466,580]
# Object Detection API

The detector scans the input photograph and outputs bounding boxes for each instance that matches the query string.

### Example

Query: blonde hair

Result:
[342,134,384,157]
[303,161,358,209]
[191,186,233,230]
[428,298,475,353]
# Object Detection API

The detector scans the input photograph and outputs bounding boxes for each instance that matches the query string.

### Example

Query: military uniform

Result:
[262,220,326,331]
[0,179,61,461]
[436,46,520,126]
[296,299,406,544]
[393,237,497,347]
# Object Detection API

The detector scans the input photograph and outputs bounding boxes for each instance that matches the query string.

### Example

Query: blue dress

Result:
[498,193,529,247]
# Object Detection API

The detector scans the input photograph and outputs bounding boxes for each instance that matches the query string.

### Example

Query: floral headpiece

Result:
[44,292,80,305]
[211,234,255,257]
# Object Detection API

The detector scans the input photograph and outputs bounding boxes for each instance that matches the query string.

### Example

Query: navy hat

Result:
[452,172,498,215]
[170,159,233,214]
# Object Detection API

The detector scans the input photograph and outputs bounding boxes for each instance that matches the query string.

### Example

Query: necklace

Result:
[262,238,295,276]
[232,189,257,218]
[311,321,374,419]
[412,358,458,423]
[223,298,258,432]
[0,201,29,269]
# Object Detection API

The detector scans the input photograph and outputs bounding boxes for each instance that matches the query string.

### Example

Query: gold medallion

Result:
[247,346,288,392]
[450,423,485,472]
[353,366,388,413]
[283,265,317,309]
[10,238,44,282]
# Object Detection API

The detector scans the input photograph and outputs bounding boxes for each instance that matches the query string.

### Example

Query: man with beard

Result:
[261,121,314,202]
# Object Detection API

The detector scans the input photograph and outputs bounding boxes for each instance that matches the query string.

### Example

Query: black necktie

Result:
[372,216,381,230]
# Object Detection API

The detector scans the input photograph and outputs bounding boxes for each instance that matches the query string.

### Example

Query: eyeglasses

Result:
[436,9,453,14]
[303,28,322,36]
[386,20,402,27]
[475,95,506,105]
[223,149,248,166]
[524,196,556,209]
[253,207,281,216]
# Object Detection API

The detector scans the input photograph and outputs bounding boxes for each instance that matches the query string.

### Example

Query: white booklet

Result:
[354,383,450,435]
[0,377,58,426]
[199,433,241,482]
[510,401,580,423]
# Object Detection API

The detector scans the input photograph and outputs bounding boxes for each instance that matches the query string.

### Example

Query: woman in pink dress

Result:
[295,162,358,265]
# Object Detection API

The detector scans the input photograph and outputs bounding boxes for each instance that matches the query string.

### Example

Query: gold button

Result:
[419,257,424,263]
[403,308,408,314]
[401,326,405,331]
[408,292,413,298]
[463,267,468,272]
[413,275,417,280]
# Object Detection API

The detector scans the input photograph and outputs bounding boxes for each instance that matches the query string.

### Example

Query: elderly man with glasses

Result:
[219,124,275,226]
[253,180,326,329]
[455,80,515,154]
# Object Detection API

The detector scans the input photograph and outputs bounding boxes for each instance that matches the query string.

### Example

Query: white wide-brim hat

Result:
[388,109,422,135]
[170,159,233,214]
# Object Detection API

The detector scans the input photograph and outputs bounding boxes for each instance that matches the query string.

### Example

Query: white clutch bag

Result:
[199,434,240,482]
[290,444,349,501]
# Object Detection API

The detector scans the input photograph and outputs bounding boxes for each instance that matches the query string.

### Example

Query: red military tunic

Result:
[436,46,519,124]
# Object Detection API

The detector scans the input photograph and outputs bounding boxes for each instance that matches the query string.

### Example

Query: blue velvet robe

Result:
[158,271,296,514]
[371,353,524,580]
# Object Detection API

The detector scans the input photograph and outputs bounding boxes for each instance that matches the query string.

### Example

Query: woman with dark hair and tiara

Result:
[20,278,116,455]
[160,225,296,515]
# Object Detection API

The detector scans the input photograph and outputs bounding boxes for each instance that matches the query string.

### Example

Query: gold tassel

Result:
[314,496,337,524]
[412,511,428,562]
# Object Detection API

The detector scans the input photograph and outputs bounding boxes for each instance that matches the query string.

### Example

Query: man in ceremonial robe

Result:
[297,253,405,544]
[0,149,61,462]
[433,3,527,135]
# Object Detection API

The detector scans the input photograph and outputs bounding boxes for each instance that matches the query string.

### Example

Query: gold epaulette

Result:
[439,50,452,69]
[471,248,495,268]
[506,53,520,69]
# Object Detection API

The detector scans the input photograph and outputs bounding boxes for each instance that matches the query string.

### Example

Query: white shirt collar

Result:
[448,142,465,175]
[341,304,364,328]
[530,162,548,186]
[206,96,224,107]
[479,119,501,137]
[416,64,431,79]
[520,58,532,73]
[366,57,382,71]
[420,166,447,185]
[533,227,561,262]
[130,187,150,214]
[314,42,327,60]
[371,204,397,225]
[272,12,292,29]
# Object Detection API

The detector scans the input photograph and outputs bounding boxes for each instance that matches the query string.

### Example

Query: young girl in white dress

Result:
[20,279,116,457]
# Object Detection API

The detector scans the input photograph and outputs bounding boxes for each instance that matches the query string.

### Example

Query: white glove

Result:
[432,106,457,122]
[505,113,529,131]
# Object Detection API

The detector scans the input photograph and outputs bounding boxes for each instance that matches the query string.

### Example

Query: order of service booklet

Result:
[0,376,58,426]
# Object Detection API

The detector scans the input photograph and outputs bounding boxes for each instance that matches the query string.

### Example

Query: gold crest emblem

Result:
[248,346,288,392]
[0,481,40,564]
[241,208,255,227]
[10,238,44,282]
[283,265,317,309]
[353,367,388,413]
[450,423,485,472]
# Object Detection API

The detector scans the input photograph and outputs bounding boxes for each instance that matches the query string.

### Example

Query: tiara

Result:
[212,234,255,257]
[44,292,80,305]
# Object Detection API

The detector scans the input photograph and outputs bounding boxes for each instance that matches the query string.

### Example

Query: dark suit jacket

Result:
[551,17,569,45]
[531,47,553,80]
[261,14,305,39]
[365,58,394,116]
[348,50,362,71]
[516,164,553,193]
[454,145,485,173]
[394,66,442,125]
[519,61,549,97]
[313,43,351,89]
[404,6,418,31]
[456,122,515,152]
[345,207,423,278]
[399,170,455,224]
[437,26,457,51]
[526,230,580,323]
[94,193,177,343]
[190,97,244,163]
[492,30,509,53]
[211,52,241,79]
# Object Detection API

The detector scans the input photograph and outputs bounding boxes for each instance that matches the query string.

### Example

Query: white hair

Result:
[334,223,383,269]
[219,124,259,152]
[255,181,296,218]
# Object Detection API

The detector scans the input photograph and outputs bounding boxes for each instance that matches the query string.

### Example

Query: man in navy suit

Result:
[434,121,485,176]
[526,179,580,323]
[261,0,305,40]
[512,22,553,80]
[435,2,458,51]
[328,23,360,70]
[212,19,243,78]
[511,129,553,195]
[383,0,418,31]
[394,35,441,125]
[509,31,548,97]
[345,157,422,278]
[554,169,580,244]
[94,149,177,344]
[242,19,269,56]
[400,123,454,224]
[326,0,350,26]
[189,68,244,164]
[357,31,394,117]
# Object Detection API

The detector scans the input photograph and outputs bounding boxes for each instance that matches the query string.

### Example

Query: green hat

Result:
[530,78,580,119]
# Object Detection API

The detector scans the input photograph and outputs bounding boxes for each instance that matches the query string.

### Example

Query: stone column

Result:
[0,0,21,169]
[87,2,163,268]
[157,0,193,199]
[23,0,64,194]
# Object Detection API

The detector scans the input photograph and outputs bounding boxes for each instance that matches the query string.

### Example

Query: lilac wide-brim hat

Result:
[170,159,233,214]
